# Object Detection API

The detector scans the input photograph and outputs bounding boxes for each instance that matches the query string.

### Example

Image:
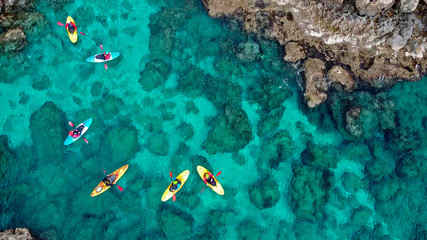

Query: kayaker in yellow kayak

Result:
[67,22,76,34]
[103,174,117,186]
[203,172,216,186]
[169,179,181,192]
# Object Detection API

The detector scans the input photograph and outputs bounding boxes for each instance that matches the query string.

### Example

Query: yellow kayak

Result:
[91,165,128,197]
[66,16,78,43]
[161,170,190,202]
[197,166,224,195]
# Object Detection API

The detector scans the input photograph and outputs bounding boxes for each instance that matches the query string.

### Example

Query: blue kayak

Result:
[86,52,120,63]
[64,118,93,146]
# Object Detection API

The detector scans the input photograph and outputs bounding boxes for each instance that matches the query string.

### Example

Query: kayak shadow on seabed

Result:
[108,187,125,200]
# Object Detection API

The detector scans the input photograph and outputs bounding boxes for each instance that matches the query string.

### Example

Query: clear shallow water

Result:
[0,0,426,239]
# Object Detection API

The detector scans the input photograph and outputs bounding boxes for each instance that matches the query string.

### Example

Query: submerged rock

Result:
[237,220,265,240]
[204,105,253,153]
[29,101,66,162]
[0,28,27,52]
[0,228,34,240]
[249,177,280,209]
[291,165,330,220]
[147,131,169,156]
[105,125,139,163]
[138,59,171,92]
[237,40,260,62]
[159,209,193,237]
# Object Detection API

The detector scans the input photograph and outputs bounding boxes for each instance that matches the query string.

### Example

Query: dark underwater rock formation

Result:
[29,101,67,162]
[202,0,427,107]
[0,228,34,240]
[105,125,139,163]
[249,177,280,209]
[291,165,330,220]
[204,105,253,153]
[159,209,194,237]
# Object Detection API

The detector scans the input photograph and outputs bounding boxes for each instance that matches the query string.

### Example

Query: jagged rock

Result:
[202,0,427,99]
[284,42,305,62]
[303,58,328,108]
[0,28,26,52]
[327,66,355,91]
[398,0,419,13]
[355,0,395,16]
[0,228,34,240]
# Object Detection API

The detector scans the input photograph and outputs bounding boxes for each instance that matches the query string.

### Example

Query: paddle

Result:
[57,22,85,35]
[200,171,222,193]
[102,168,123,192]
[169,171,176,201]
[100,44,108,70]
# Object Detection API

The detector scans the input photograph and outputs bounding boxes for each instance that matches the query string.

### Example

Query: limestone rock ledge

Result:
[202,0,427,107]
[0,228,34,240]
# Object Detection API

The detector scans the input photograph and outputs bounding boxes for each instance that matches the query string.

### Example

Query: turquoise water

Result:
[0,0,426,239]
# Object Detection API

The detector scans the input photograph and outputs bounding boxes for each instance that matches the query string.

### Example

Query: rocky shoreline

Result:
[0,0,46,53]
[201,0,427,107]
[0,228,34,240]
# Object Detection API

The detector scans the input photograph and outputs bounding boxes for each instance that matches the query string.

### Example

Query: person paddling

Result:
[67,22,77,34]
[203,172,216,186]
[68,124,84,138]
[169,179,181,192]
[102,51,111,60]
[103,174,117,186]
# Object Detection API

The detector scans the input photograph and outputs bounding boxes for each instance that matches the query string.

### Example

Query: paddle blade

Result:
[169,171,173,178]
[172,193,176,201]
[79,32,85,35]
[102,168,107,174]
[57,22,64,26]
[68,121,74,127]
[100,44,103,51]
[200,188,205,193]
[117,185,123,192]
[84,138,89,144]
[104,63,108,70]
[216,171,222,176]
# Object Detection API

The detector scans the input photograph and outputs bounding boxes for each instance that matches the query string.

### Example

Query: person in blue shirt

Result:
[169,179,181,192]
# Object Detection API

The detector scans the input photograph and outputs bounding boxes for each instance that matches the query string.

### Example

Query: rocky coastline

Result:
[0,228,34,240]
[201,0,427,107]
[0,0,46,53]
